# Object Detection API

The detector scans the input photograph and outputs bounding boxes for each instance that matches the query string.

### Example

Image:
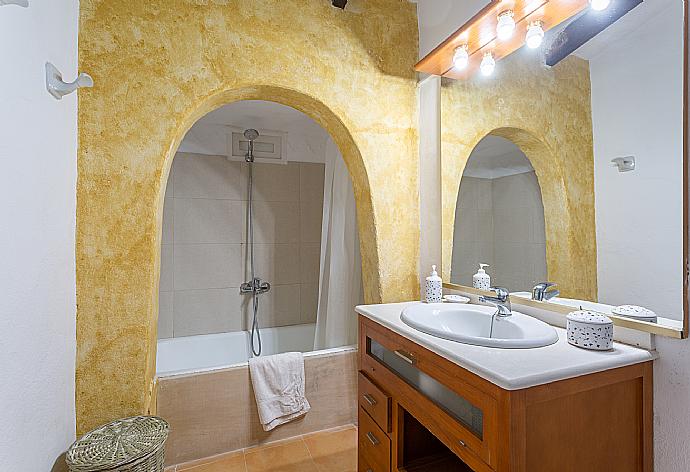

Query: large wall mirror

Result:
[441,0,687,337]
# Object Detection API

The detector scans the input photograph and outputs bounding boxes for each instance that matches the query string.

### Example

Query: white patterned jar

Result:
[425,265,443,303]
[566,310,614,351]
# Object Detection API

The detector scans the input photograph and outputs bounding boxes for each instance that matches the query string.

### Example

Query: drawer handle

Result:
[366,431,380,446]
[362,393,378,406]
[366,469,373,472]
[394,349,416,365]
[458,439,467,448]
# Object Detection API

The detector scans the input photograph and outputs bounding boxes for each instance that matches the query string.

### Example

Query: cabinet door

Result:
[359,318,500,471]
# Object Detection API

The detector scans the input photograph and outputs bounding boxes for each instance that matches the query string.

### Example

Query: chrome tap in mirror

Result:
[532,282,560,302]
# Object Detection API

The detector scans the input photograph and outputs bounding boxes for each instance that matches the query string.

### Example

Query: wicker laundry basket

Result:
[66,416,169,472]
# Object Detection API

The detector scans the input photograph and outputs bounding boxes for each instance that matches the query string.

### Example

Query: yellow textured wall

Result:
[441,49,597,300]
[76,0,419,434]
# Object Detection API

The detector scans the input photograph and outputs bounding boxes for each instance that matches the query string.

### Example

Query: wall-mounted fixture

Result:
[415,0,592,79]
[611,156,636,173]
[331,0,346,9]
[590,0,611,11]
[526,20,545,49]
[45,62,93,100]
[496,10,515,41]
[453,45,469,70]
[480,52,496,76]
[0,0,28,7]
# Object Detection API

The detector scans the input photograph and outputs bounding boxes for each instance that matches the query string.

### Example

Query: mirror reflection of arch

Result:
[451,135,547,292]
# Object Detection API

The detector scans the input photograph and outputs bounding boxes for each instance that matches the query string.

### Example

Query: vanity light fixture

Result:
[590,0,610,11]
[453,45,470,70]
[525,20,545,49]
[496,10,516,40]
[480,52,496,76]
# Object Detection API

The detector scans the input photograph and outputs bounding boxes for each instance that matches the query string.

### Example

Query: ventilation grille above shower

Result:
[227,127,287,164]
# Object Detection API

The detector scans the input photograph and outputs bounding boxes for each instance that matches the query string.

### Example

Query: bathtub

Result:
[156,323,329,376]
[155,323,358,465]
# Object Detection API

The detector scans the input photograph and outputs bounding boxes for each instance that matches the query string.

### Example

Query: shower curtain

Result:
[313,139,363,350]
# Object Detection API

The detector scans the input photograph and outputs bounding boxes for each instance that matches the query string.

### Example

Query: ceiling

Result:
[180,100,331,162]
[463,136,534,179]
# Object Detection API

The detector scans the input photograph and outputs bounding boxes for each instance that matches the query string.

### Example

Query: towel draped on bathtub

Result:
[248,352,311,431]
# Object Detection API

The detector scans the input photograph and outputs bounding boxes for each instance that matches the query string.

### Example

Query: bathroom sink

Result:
[400,303,558,349]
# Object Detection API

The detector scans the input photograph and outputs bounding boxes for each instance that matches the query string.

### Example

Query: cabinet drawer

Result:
[358,452,383,472]
[359,372,391,433]
[359,407,391,472]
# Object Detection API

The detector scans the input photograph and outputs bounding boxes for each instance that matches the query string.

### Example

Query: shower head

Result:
[243,129,260,141]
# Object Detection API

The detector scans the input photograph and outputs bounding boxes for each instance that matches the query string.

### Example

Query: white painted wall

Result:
[0,1,78,469]
[586,0,684,319]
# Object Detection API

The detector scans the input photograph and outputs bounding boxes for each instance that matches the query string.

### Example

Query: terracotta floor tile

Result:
[303,427,357,472]
[177,451,246,472]
[244,439,318,472]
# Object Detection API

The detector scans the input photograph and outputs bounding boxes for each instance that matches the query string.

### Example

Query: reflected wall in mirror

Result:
[442,0,685,330]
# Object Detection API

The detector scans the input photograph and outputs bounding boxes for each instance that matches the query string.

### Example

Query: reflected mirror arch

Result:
[444,126,593,302]
[451,135,548,293]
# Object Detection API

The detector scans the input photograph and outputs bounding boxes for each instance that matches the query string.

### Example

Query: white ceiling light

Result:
[480,52,496,76]
[453,45,470,70]
[496,10,516,40]
[525,20,545,49]
[590,0,610,11]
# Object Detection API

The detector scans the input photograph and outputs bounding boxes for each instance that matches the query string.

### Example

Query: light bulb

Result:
[525,20,545,49]
[590,0,610,11]
[496,10,515,41]
[480,52,496,76]
[453,45,469,70]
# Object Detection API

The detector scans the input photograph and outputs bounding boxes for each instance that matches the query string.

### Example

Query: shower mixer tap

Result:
[240,277,271,295]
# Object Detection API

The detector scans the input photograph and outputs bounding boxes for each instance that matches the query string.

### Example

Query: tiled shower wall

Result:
[158,152,324,339]
[451,172,547,292]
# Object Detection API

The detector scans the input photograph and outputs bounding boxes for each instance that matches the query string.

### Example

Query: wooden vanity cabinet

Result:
[357,316,654,472]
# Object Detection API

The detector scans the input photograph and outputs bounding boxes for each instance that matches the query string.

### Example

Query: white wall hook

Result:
[0,0,29,7]
[45,62,93,100]
[611,156,636,173]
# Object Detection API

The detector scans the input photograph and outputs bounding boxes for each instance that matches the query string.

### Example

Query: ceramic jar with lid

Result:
[566,310,614,351]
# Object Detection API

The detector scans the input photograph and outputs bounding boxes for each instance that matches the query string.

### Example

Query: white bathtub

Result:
[156,323,352,376]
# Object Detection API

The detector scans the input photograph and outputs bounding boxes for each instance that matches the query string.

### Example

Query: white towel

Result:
[248,352,311,431]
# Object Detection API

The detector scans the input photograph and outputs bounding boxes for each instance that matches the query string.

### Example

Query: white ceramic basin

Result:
[400,303,558,349]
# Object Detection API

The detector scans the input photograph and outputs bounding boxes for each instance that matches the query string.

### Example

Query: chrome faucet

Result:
[240,277,271,295]
[479,287,512,317]
[532,282,559,302]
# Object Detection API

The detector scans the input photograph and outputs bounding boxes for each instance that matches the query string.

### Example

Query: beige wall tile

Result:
[251,162,300,202]
[173,153,244,200]
[300,200,323,244]
[299,163,325,203]
[173,244,243,290]
[300,243,321,285]
[300,284,319,324]
[163,198,174,244]
[258,284,301,328]
[251,243,301,286]
[160,245,173,292]
[253,201,300,244]
[158,291,174,339]
[174,199,245,244]
[173,288,243,337]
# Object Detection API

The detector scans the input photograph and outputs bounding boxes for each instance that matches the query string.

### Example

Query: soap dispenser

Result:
[425,265,443,303]
[473,263,491,290]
